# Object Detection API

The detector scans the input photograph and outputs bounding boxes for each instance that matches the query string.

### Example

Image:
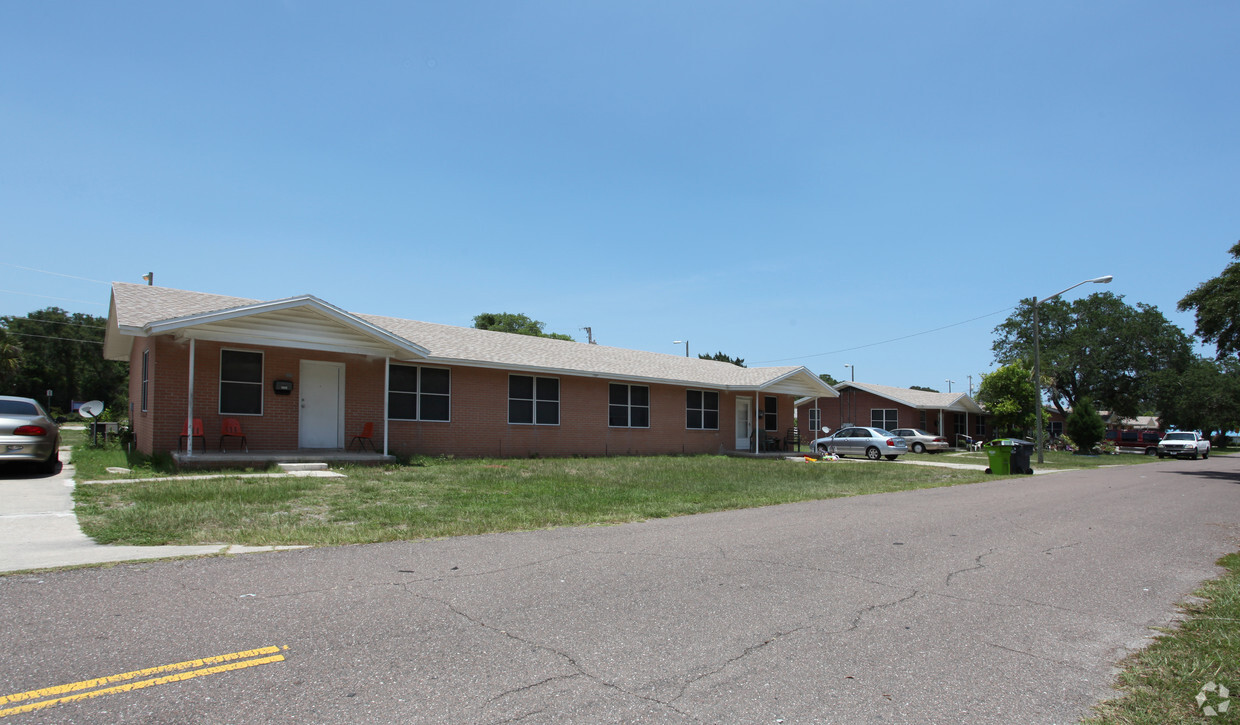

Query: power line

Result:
[754,306,1015,364]
[0,289,107,307]
[2,318,106,330]
[0,263,110,285]
[2,332,103,345]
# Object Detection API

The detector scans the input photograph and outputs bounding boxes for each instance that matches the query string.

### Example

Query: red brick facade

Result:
[128,336,793,458]
[796,390,989,442]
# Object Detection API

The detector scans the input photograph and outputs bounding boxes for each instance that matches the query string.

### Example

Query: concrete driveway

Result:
[1,456,1238,723]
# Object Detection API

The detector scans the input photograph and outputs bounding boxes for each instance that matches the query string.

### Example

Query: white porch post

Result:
[938,409,944,439]
[383,357,390,456]
[186,338,196,455]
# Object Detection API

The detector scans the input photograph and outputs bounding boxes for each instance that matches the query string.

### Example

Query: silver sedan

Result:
[0,396,60,473]
[811,426,908,461]
[891,428,950,454]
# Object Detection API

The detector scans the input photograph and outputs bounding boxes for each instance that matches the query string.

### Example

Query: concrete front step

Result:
[277,462,329,473]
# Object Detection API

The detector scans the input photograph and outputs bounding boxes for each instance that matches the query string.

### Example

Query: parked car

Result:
[812,426,908,461]
[1156,431,1210,460]
[1104,428,1163,455]
[0,395,60,473]
[891,428,949,454]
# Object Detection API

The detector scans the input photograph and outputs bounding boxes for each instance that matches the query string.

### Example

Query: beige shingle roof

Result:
[106,283,835,396]
[833,381,984,413]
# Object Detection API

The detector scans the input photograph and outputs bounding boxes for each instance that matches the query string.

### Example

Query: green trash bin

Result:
[984,439,1014,475]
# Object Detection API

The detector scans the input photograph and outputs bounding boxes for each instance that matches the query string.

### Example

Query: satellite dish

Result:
[79,400,105,419]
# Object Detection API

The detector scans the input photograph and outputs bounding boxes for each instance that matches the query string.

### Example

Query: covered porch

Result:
[172,448,397,470]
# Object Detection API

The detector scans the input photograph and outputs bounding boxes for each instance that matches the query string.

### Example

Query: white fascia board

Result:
[147,295,430,358]
[753,368,839,397]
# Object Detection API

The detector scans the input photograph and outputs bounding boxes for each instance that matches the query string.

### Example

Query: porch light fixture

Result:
[1033,275,1113,464]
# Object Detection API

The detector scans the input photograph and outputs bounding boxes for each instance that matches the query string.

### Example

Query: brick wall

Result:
[795,393,989,441]
[130,337,793,458]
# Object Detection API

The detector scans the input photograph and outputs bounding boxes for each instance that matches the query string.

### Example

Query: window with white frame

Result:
[509,375,559,425]
[871,408,898,431]
[388,364,451,421]
[220,349,263,415]
[808,408,821,436]
[141,349,150,412]
[609,383,649,428]
[976,417,988,436]
[685,390,719,430]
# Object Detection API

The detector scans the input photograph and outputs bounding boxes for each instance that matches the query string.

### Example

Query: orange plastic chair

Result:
[179,418,205,451]
[219,417,248,452]
[349,422,376,452]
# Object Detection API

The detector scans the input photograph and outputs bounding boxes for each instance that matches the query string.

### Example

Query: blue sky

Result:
[2,2,1235,394]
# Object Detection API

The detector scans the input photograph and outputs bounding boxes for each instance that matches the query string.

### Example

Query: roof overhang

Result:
[107,295,430,360]
[796,382,984,414]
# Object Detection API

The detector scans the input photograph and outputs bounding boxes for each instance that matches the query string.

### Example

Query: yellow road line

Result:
[0,646,287,718]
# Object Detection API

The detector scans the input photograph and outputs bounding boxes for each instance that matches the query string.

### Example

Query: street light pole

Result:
[844,363,854,382]
[945,379,955,393]
[672,340,689,357]
[1033,275,1113,464]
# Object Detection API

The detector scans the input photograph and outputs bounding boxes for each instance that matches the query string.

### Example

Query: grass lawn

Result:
[72,452,996,547]
[1085,552,1240,724]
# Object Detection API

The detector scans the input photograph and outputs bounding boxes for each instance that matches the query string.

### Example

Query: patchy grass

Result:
[1085,552,1240,724]
[73,455,995,547]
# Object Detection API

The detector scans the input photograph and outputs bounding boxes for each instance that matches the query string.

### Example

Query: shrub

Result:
[1065,398,1107,454]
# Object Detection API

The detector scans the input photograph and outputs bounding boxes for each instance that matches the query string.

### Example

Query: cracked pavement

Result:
[2,456,1239,723]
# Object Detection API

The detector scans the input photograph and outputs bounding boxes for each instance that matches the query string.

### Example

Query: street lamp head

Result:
[1091,275,1113,284]
[673,340,684,345]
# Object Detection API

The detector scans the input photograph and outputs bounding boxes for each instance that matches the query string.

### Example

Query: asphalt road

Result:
[2,456,1238,724]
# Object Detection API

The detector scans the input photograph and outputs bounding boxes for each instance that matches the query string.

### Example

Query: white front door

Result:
[299,360,344,448]
[735,397,753,450]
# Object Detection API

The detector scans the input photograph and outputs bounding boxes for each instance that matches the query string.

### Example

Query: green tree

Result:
[818,372,840,386]
[0,308,128,414]
[1065,398,1107,454]
[472,312,574,341]
[1149,356,1240,437]
[909,385,939,393]
[698,351,745,367]
[976,363,1037,436]
[1179,241,1240,359]
[992,292,1192,418]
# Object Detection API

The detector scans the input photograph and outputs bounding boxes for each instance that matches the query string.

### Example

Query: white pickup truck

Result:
[1156,431,1211,460]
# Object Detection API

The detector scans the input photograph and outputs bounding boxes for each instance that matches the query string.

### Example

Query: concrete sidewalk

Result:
[0,450,301,574]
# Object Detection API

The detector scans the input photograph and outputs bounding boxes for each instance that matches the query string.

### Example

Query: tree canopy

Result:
[909,385,939,393]
[975,362,1036,436]
[991,292,1192,419]
[698,351,745,367]
[0,308,128,415]
[472,312,574,341]
[1149,355,1240,436]
[1179,240,1240,359]
[818,372,840,386]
